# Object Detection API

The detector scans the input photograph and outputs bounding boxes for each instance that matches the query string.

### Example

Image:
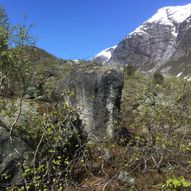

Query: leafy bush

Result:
[121,72,191,188]
[4,100,88,190]
[124,64,136,76]
[166,177,191,190]
[153,72,164,84]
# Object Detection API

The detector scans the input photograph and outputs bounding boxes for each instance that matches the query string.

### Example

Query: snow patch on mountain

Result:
[128,3,191,38]
[148,3,191,25]
[95,45,117,59]
[177,72,183,77]
[129,26,148,36]
[93,45,117,64]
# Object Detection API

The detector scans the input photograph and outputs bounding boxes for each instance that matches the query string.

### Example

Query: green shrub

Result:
[153,72,164,84]
[6,101,87,190]
[166,177,191,190]
[124,64,136,76]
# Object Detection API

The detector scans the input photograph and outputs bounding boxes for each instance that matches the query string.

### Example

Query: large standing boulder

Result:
[56,67,124,139]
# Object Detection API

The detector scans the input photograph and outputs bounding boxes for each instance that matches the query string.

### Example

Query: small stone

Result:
[118,170,135,186]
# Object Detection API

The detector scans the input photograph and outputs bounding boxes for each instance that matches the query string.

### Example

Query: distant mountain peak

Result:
[93,3,191,77]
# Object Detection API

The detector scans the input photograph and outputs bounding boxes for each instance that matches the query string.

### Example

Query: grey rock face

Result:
[0,126,32,189]
[158,16,191,77]
[62,68,123,139]
[172,16,191,58]
[110,22,177,72]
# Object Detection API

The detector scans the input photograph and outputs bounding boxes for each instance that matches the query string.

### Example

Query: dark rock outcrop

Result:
[0,126,32,189]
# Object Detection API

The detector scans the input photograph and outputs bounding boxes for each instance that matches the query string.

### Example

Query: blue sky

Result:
[0,0,191,59]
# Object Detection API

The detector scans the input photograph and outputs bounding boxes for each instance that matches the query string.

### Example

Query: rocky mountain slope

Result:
[93,3,191,77]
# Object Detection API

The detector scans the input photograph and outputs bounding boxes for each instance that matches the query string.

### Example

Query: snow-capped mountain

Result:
[93,3,191,76]
[130,3,191,37]
[92,45,117,64]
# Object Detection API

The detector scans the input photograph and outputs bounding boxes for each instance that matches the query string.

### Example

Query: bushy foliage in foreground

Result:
[3,72,190,191]
[120,72,191,190]
[0,99,87,191]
